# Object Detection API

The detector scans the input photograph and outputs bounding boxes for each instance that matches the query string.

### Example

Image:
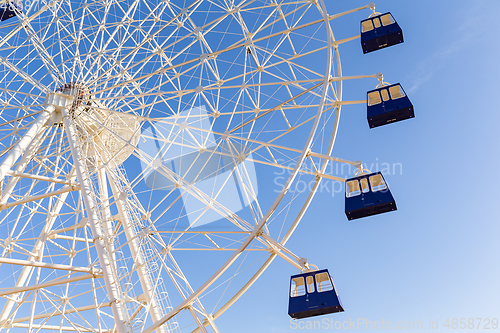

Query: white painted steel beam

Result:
[0,106,53,182]
[0,257,102,274]
[259,233,305,271]
[0,185,79,211]
[0,274,101,297]
[328,73,381,83]
[63,109,129,333]
[50,235,91,243]
[328,2,374,21]
[0,127,47,204]
[6,171,77,186]
[9,323,114,332]
[108,172,166,333]
[12,295,147,324]
[12,304,100,323]
[188,307,209,333]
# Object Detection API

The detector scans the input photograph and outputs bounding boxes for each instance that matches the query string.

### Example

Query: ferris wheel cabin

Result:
[367,83,414,128]
[288,269,344,319]
[345,172,396,220]
[361,12,403,54]
[0,0,21,21]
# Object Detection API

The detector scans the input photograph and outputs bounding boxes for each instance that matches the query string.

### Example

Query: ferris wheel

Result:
[0,0,412,332]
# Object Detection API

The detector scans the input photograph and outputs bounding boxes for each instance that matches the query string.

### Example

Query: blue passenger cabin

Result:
[367,83,413,128]
[288,269,344,319]
[361,12,403,53]
[0,0,21,21]
[345,172,396,220]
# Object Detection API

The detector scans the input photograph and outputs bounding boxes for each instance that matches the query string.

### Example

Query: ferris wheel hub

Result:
[43,82,141,170]
[55,82,92,114]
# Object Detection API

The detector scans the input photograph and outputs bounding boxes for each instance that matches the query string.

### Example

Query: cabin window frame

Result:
[315,272,334,293]
[306,275,315,293]
[388,85,406,100]
[367,91,382,106]
[346,180,361,197]
[369,174,388,192]
[360,178,370,193]
[290,277,306,297]
[361,19,374,32]
[380,89,390,102]
[380,13,395,26]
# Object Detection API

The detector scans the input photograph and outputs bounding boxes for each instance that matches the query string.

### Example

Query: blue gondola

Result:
[288,269,344,319]
[0,0,21,21]
[367,83,414,128]
[361,12,403,54]
[345,172,396,220]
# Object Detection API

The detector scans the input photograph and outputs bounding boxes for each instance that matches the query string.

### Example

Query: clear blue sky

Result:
[215,1,500,332]
[2,1,497,332]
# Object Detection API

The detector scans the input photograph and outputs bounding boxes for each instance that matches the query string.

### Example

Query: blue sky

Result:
[215,1,500,332]
[0,0,497,331]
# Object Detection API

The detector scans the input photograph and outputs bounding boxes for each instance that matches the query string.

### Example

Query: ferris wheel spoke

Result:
[0,111,42,130]
[9,302,107,327]
[224,139,263,226]
[0,105,53,181]
[0,57,48,93]
[257,48,325,87]
[18,20,64,85]
[0,87,44,107]
[0,128,46,204]
[84,2,148,91]
[0,148,76,211]
[160,250,217,331]
[106,16,176,88]
[151,164,254,232]
[34,290,96,333]
[187,306,210,333]
[60,0,83,81]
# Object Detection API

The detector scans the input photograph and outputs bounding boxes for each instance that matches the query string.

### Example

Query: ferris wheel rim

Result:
[0,0,349,331]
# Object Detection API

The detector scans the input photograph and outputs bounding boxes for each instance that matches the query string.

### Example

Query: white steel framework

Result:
[0,0,379,332]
